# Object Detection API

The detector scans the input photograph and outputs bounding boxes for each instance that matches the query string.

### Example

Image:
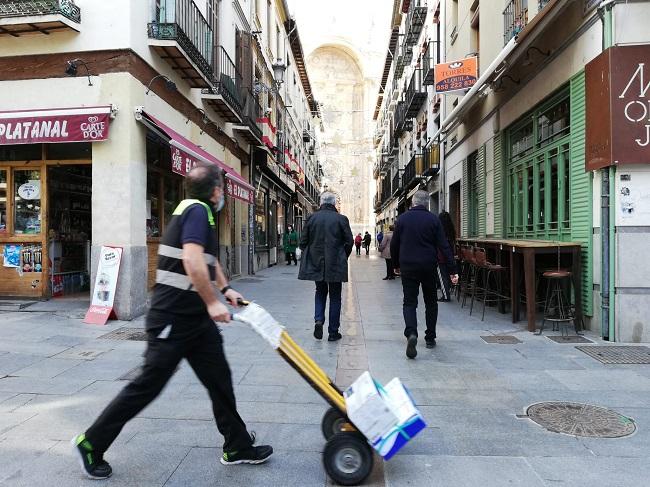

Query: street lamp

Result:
[272,59,286,88]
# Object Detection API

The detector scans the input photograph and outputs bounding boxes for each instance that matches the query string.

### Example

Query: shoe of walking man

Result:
[390,191,459,359]
[298,192,353,342]
[72,164,272,480]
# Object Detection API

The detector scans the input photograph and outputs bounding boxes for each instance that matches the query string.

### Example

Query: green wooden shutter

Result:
[493,133,504,237]
[478,144,486,237]
[569,70,593,316]
[461,158,468,237]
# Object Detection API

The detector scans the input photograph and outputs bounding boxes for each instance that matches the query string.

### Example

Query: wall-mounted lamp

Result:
[65,59,93,86]
[145,74,177,95]
[522,46,551,67]
[272,58,286,87]
[491,75,520,93]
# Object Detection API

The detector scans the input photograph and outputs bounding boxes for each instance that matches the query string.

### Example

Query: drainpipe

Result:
[249,152,255,275]
[598,0,615,340]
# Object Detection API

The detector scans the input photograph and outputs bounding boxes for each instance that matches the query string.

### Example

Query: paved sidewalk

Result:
[1,252,650,486]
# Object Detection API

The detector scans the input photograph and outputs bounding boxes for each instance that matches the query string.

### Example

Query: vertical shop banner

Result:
[434,57,478,94]
[84,246,123,325]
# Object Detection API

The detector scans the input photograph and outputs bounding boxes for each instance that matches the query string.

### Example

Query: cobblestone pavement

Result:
[2,252,650,486]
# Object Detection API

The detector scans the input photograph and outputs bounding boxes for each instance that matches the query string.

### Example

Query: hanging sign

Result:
[434,56,478,94]
[0,106,112,145]
[17,180,40,200]
[84,246,123,325]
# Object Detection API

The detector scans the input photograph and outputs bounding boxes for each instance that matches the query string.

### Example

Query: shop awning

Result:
[136,109,254,204]
[0,106,113,145]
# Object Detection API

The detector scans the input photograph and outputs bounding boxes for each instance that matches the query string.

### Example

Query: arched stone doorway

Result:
[307,45,372,234]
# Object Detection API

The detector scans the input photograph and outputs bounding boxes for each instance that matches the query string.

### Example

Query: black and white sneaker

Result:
[220,445,274,465]
[71,434,112,480]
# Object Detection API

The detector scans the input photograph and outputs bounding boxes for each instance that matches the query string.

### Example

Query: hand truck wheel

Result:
[321,406,349,440]
[323,432,373,486]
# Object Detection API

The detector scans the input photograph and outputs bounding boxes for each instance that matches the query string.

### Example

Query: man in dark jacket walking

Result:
[299,192,353,341]
[390,191,458,358]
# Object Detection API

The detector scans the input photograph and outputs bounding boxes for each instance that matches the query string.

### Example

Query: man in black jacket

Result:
[299,192,353,341]
[390,190,458,358]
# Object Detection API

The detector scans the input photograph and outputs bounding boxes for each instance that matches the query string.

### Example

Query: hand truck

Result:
[233,302,374,486]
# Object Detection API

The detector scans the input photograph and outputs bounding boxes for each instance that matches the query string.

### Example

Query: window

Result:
[0,144,41,161]
[0,169,6,232]
[255,189,267,246]
[276,25,281,59]
[47,143,91,160]
[14,169,42,235]
[467,151,479,237]
[506,89,571,239]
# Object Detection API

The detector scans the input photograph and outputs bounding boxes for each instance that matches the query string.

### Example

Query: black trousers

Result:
[85,314,252,454]
[401,269,438,341]
[285,251,297,264]
[385,258,395,278]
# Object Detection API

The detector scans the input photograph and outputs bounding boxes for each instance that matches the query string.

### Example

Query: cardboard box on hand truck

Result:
[344,372,426,460]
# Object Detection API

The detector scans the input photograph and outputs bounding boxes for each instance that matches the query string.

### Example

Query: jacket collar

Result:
[410,205,428,211]
[320,203,338,212]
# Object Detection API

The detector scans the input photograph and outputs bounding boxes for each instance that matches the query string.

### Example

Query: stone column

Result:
[91,75,148,320]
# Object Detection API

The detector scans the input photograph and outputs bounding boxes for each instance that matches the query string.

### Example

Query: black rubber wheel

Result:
[323,432,374,486]
[321,407,348,440]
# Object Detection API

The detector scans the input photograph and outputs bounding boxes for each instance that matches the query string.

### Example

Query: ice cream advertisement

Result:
[84,246,122,325]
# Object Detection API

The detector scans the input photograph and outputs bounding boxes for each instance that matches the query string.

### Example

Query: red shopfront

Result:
[135,110,254,287]
[0,106,113,298]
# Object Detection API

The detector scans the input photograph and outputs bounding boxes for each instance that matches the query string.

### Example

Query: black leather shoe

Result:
[328,332,342,342]
[313,321,324,340]
[425,339,436,349]
[406,335,417,359]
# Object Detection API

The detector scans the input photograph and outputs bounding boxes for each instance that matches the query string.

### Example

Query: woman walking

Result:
[283,224,298,265]
[354,233,362,256]
[362,232,372,255]
[379,225,395,280]
[437,211,457,301]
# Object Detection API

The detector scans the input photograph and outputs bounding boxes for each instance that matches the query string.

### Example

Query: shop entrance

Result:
[47,164,92,297]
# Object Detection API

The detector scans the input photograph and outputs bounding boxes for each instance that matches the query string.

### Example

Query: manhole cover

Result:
[525,402,636,438]
[576,346,650,364]
[547,335,593,344]
[481,335,522,344]
[99,328,148,341]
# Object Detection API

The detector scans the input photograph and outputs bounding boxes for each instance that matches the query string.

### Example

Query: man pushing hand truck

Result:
[72,164,272,480]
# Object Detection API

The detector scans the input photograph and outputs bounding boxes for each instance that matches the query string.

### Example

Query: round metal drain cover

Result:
[526,402,636,438]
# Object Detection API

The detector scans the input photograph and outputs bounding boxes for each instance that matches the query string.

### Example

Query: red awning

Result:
[137,110,254,204]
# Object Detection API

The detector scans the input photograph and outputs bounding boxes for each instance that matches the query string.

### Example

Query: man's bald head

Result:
[185,163,223,201]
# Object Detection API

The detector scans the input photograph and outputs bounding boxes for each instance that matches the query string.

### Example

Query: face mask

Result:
[214,193,225,213]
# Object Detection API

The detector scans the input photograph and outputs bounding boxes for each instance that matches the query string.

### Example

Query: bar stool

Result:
[460,246,477,308]
[470,247,511,321]
[536,270,574,336]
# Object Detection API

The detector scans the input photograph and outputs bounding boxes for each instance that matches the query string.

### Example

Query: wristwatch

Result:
[220,285,232,295]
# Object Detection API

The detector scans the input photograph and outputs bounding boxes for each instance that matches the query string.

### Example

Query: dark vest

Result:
[150,199,218,316]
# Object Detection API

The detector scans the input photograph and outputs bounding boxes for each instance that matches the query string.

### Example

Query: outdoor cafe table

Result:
[457,238,582,333]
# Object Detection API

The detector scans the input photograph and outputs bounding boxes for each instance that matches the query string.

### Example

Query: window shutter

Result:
[493,133,504,237]
[461,158,468,237]
[478,144,486,237]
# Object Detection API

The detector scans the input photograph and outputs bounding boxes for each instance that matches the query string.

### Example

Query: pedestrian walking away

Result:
[354,233,362,256]
[391,190,459,359]
[283,224,299,265]
[437,211,457,302]
[376,229,384,250]
[379,225,395,280]
[299,191,353,342]
[71,164,272,480]
[362,231,372,255]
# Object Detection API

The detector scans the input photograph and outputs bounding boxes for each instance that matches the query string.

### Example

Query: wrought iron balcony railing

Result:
[148,0,214,83]
[405,0,427,46]
[423,143,440,176]
[422,40,440,85]
[0,0,80,23]
[503,0,528,45]
[215,46,243,111]
[405,67,426,118]
[392,171,402,197]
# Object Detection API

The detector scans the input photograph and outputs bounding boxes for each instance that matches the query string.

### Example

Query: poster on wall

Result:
[3,244,21,268]
[84,246,123,325]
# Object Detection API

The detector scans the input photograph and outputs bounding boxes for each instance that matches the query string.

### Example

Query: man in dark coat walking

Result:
[299,192,353,342]
[391,190,459,359]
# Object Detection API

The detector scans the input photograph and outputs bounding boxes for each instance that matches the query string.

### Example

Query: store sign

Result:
[17,181,40,200]
[84,246,123,325]
[0,107,112,145]
[586,45,650,171]
[434,57,478,94]
[226,176,254,204]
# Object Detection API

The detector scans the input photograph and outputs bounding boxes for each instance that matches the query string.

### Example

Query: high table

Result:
[457,237,583,333]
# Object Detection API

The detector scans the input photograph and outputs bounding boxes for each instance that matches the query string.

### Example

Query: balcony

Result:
[394,101,413,137]
[201,46,243,123]
[503,0,528,45]
[148,0,214,88]
[380,175,392,205]
[422,41,440,85]
[232,89,263,145]
[0,0,80,36]
[405,67,426,118]
[402,153,423,190]
[423,143,440,176]
[392,172,402,197]
[404,0,427,46]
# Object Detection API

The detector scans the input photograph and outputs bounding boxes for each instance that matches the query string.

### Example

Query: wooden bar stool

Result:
[537,269,574,335]
[470,247,511,321]
[460,246,478,308]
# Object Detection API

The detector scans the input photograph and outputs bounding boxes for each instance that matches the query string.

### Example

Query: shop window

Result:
[0,144,41,161]
[46,143,92,160]
[255,189,267,246]
[147,170,161,238]
[0,169,6,232]
[537,98,569,146]
[146,131,182,239]
[14,169,41,235]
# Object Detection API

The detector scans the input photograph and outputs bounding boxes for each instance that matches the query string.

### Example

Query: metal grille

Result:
[525,402,636,438]
[0,0,81,23]
[547,335,593,344]
[481,335,522,344]
[576,346,650,364]
[99,328,148,341]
